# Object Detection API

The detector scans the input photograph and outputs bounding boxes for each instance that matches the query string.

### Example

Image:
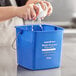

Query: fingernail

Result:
[33,16,36,18]
[33,17,36,20]
[32,16,36,18]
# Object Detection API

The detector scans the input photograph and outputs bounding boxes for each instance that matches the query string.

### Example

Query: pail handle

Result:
[12,19,43,50]
[12,30,23,50]
[12,19,33,50]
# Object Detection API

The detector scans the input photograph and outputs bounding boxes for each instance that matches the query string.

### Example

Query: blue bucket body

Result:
[16,24,64,70]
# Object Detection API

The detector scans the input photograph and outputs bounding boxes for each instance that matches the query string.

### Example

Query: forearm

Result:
[0,6,17,22]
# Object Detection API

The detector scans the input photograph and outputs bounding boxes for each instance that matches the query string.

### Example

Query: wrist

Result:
[12,6,20,17]
[14,6,24,18]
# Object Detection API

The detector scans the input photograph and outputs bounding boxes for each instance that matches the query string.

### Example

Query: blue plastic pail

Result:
[15,24,64,70]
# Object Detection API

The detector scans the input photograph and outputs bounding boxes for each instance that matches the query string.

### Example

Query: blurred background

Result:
[44,0,76,29]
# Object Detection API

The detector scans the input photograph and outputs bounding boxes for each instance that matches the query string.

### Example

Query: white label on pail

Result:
[46,57,52,59]
[42,48,56,51]
[42,40,57,59]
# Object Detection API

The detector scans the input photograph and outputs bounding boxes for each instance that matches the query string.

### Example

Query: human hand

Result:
[39,1,53,16]
[15,4,39,20]
[26,0,53,19]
